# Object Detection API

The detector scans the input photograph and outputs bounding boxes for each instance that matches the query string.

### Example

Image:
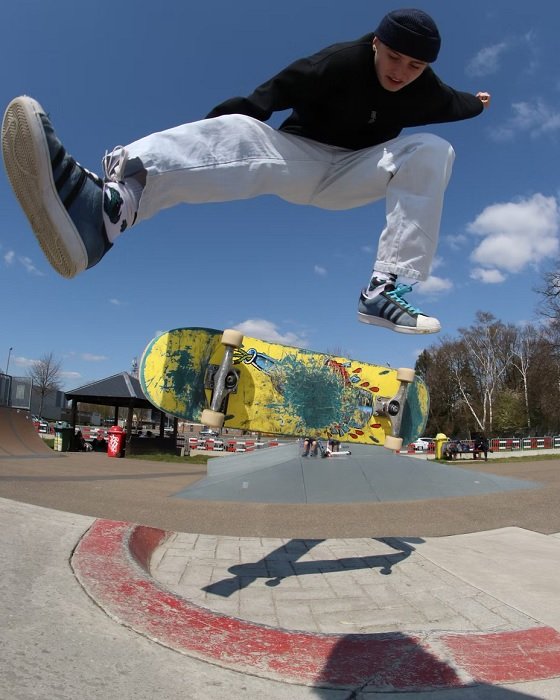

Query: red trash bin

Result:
[107,425,126,458]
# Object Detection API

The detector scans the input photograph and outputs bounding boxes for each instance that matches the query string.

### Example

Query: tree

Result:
[456,312,515,434]
[416,342,476,437]
[28,352,63,419]
[492,388,526,435]
[538,265,560,323]
[418,307,560,437]
[526,328,560,433]
[510,324,541,430]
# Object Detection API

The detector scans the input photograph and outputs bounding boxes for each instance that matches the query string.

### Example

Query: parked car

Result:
[411,437,434,451]
[200,427,219,437]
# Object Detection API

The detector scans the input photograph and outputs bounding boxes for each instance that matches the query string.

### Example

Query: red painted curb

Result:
[72,520,560,690]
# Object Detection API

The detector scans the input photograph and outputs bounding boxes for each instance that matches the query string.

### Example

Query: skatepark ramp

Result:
[174,443,542,504]
[0,407,60,459]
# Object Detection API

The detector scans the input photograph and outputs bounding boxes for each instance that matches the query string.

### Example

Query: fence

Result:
[32,421,560,455]
[0,374,32,409]
[179,435,281,453]
[490,436,560,451]
[409,436,560,454]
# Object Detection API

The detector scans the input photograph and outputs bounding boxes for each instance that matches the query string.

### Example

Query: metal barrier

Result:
[492,438,521,451]
[408,435,560,454]
[184,436,281,452]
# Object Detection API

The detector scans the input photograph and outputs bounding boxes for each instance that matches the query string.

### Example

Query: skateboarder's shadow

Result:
[202,537,423,598]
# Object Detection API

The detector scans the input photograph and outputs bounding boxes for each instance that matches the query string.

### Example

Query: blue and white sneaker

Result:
[357,279,441,334]
[2,96,117,278]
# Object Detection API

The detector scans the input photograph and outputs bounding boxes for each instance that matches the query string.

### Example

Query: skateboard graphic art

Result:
[139,327,429,450]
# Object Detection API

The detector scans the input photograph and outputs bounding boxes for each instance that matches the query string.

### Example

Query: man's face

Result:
[372,38,428,91]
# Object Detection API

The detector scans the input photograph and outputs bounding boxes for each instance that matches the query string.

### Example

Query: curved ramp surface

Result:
[0,407,60,459]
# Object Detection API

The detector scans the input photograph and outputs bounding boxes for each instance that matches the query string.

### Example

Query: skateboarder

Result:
[302,437,319,457]
[2,8,490,335]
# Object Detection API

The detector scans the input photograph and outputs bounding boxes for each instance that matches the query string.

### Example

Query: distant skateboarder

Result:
[2,8,490,334]
[302,437,319,457]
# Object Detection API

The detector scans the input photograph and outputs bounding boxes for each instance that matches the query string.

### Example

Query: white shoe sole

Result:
[2,96,88,278]
[357,311,441,334]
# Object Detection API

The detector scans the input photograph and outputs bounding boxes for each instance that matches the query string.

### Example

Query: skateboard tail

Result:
[399,378,430,446]
[139,328,222,420]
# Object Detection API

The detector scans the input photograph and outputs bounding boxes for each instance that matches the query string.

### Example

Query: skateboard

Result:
[139,327,429,450]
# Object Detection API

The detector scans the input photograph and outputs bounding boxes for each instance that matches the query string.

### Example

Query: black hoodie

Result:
[207,33,483,151]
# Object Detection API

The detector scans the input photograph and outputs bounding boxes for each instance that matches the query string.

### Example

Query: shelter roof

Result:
[65,372,154,409]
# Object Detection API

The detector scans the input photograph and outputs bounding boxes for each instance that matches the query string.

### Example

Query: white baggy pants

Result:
[126,114,455,281]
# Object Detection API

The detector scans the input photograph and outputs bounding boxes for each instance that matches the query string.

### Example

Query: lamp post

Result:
[6,347,13,375]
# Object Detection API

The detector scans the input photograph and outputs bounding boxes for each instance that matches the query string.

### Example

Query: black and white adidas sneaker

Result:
[357,279,440,334]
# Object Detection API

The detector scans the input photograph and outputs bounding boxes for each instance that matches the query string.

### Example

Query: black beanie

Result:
[374,8,441,63]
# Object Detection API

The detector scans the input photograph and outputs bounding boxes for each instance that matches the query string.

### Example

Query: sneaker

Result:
[2,96,111,278]
[357,280,441,334]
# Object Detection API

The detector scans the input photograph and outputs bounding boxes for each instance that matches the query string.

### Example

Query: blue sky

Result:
[1,0,559,389]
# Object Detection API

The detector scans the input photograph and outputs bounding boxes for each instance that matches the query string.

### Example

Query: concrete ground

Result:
[1,449,560,698]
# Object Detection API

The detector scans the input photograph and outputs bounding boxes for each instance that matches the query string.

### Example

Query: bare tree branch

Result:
[28,352,63,418]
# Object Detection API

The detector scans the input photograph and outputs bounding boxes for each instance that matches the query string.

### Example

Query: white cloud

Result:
[429,256,444,272]
[10,355,36,368]
[468,194,559,276]
[109,298,124,306]
[445,234,468,251]
[466,41,509,77]
[61,371,82,380]
[466,32,539,79]
[415,276,453,295]
[18,256,44,276]
[3,250,43,275]
[491,100,560,141]
[233,318,308,347]
[470,268,506,284]
[314,265,327,276]
[80,353,108,362]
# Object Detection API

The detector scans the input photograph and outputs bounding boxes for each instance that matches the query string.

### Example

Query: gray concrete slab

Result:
[3,496,560,698]
[175,444,542,503]
[151,532,543,635]
[415,527,560,631]
[205,442,299,477]
[0,497,343,700]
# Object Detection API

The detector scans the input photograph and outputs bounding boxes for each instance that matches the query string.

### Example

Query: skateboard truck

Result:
[200,329,244,429]
[374,367,416,451]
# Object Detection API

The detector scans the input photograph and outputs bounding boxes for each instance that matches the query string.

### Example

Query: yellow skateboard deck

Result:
[139,327,429,448]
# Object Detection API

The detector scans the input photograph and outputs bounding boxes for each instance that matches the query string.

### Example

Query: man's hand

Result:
[476,92,491,108]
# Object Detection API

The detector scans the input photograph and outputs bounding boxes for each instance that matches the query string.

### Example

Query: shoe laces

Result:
[102,146,129,183]
[385,283,423,316]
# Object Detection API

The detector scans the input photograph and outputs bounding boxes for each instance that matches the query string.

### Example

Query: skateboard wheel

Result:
[384,435,403,452]
[201,408,225,429]
[396,367,415,383]
[221,329,243,347]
